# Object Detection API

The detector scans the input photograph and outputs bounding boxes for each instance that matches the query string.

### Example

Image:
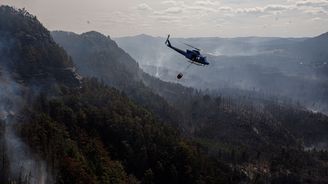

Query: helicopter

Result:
[165,34,209,79]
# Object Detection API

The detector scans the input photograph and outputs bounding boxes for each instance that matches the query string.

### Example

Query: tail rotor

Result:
[165,34,171,46]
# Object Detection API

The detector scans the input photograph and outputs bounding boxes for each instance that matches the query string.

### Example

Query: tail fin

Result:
[165,34,171,47]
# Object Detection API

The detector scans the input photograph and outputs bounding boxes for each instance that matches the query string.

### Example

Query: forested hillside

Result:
[20,79,240,184]
[0,4,327,184]
[0,6,240,184]
[53,30,328,183]
[51,31,182,128]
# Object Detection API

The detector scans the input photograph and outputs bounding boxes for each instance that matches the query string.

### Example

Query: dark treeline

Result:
[53,30,328,183]
[16,79,241,184]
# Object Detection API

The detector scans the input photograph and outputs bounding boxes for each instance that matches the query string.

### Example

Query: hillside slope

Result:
[0,6,80,88]
[53,30,328,183]
[52,31,184,129]
[0,6,239,184]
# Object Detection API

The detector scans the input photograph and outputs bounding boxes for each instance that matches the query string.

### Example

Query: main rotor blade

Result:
[183,43,201,51]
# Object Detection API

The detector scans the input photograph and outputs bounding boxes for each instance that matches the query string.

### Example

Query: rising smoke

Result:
[115,35,328,114]
[0,68,52,184]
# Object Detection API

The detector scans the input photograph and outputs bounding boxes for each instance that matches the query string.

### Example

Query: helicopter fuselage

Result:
[166,40,209,66]
[185,49,209,65]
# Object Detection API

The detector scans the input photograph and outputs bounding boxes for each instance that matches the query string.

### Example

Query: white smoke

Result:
[0,69,52,184]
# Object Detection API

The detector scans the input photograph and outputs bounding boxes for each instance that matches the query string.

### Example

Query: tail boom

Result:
[165,34,186,56]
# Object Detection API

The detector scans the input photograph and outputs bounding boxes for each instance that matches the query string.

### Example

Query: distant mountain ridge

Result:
[311,32,328,41]
[300,31,328,57]
[52,31,141,85]
[115,31,328,114]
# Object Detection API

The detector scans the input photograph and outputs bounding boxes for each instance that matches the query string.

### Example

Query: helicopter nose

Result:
[203,57,209,65]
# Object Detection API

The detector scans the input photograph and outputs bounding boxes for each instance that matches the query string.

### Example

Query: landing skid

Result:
[186,59,205,66]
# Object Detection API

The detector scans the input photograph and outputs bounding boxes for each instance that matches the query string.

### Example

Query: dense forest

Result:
[0,5,327,184]
[53,29,328,183]
[18,79,243,184]
[0,6,239,184]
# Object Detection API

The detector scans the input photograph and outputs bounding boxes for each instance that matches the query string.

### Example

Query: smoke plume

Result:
[0,69,52,184]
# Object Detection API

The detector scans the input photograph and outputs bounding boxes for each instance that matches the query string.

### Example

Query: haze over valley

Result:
[115,33,328,114]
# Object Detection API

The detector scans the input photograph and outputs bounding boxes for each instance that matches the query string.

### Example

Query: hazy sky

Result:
[1,0,328,37]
